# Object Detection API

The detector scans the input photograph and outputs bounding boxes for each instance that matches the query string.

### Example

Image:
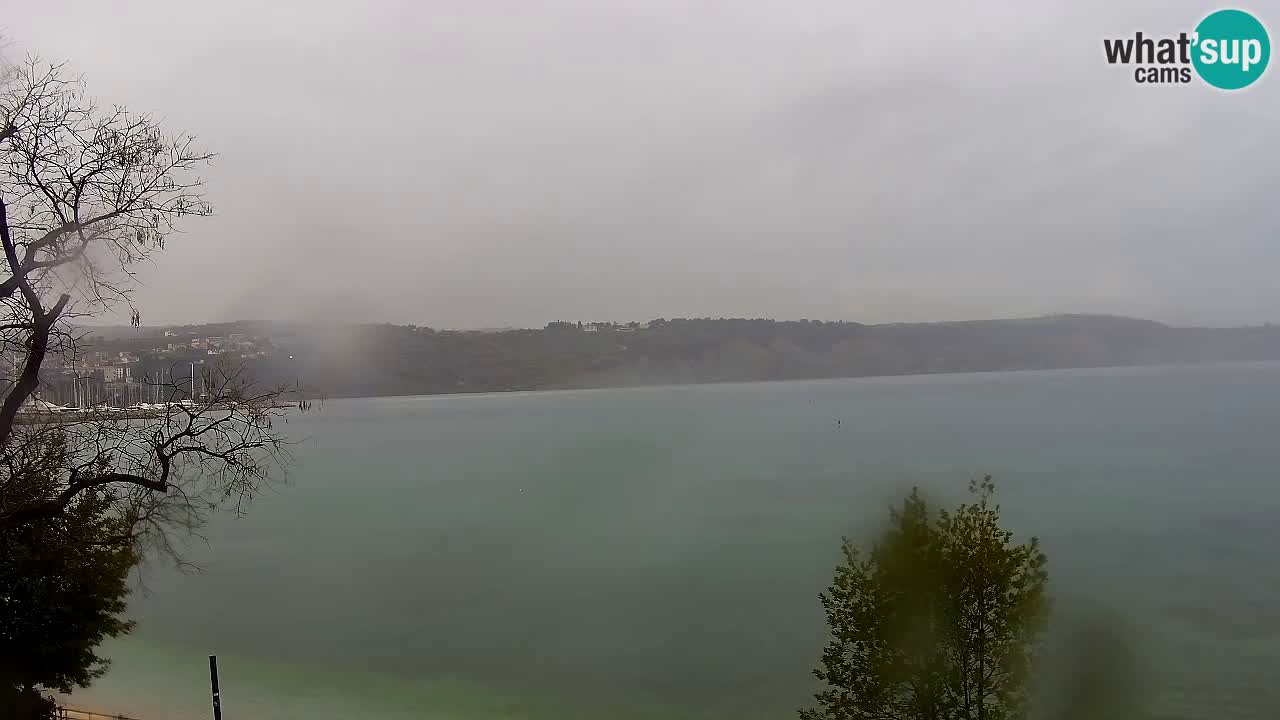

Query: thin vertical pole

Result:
[209,655,222,720]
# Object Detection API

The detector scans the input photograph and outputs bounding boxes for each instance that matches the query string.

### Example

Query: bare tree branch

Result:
[0,57,292,564]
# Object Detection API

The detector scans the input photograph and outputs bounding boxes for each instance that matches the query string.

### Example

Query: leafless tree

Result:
[0,57,293,556]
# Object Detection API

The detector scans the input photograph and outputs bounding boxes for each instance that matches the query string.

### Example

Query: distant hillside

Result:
[76,314,1280,398]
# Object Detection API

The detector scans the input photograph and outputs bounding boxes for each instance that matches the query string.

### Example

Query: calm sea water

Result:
[74,364,1280,719]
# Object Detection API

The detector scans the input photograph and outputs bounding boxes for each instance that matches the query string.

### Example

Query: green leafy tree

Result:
[0,430,137,718]
[802,476,1049,720]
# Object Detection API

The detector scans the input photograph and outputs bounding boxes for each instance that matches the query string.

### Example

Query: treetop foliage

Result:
[802,477,1049,720]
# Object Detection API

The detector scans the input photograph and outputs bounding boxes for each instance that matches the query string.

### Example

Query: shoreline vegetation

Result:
[76,313,1280,400]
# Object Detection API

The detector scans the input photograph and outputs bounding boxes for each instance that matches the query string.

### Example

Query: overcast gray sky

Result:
[6,1,1279,328]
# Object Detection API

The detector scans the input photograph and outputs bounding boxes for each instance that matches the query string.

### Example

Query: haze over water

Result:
[78,363,1280,719]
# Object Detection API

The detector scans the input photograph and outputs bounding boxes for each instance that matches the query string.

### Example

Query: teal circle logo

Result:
[1192,9,1270,89]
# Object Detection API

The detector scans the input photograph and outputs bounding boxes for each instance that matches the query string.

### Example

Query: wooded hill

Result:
[83,314,1280,397]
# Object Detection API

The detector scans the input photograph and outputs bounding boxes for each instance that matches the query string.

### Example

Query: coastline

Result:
[283,357,1280,403]
[16,402,297,425]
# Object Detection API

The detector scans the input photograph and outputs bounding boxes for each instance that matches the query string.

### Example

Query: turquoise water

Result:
[74,364,1280,719]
